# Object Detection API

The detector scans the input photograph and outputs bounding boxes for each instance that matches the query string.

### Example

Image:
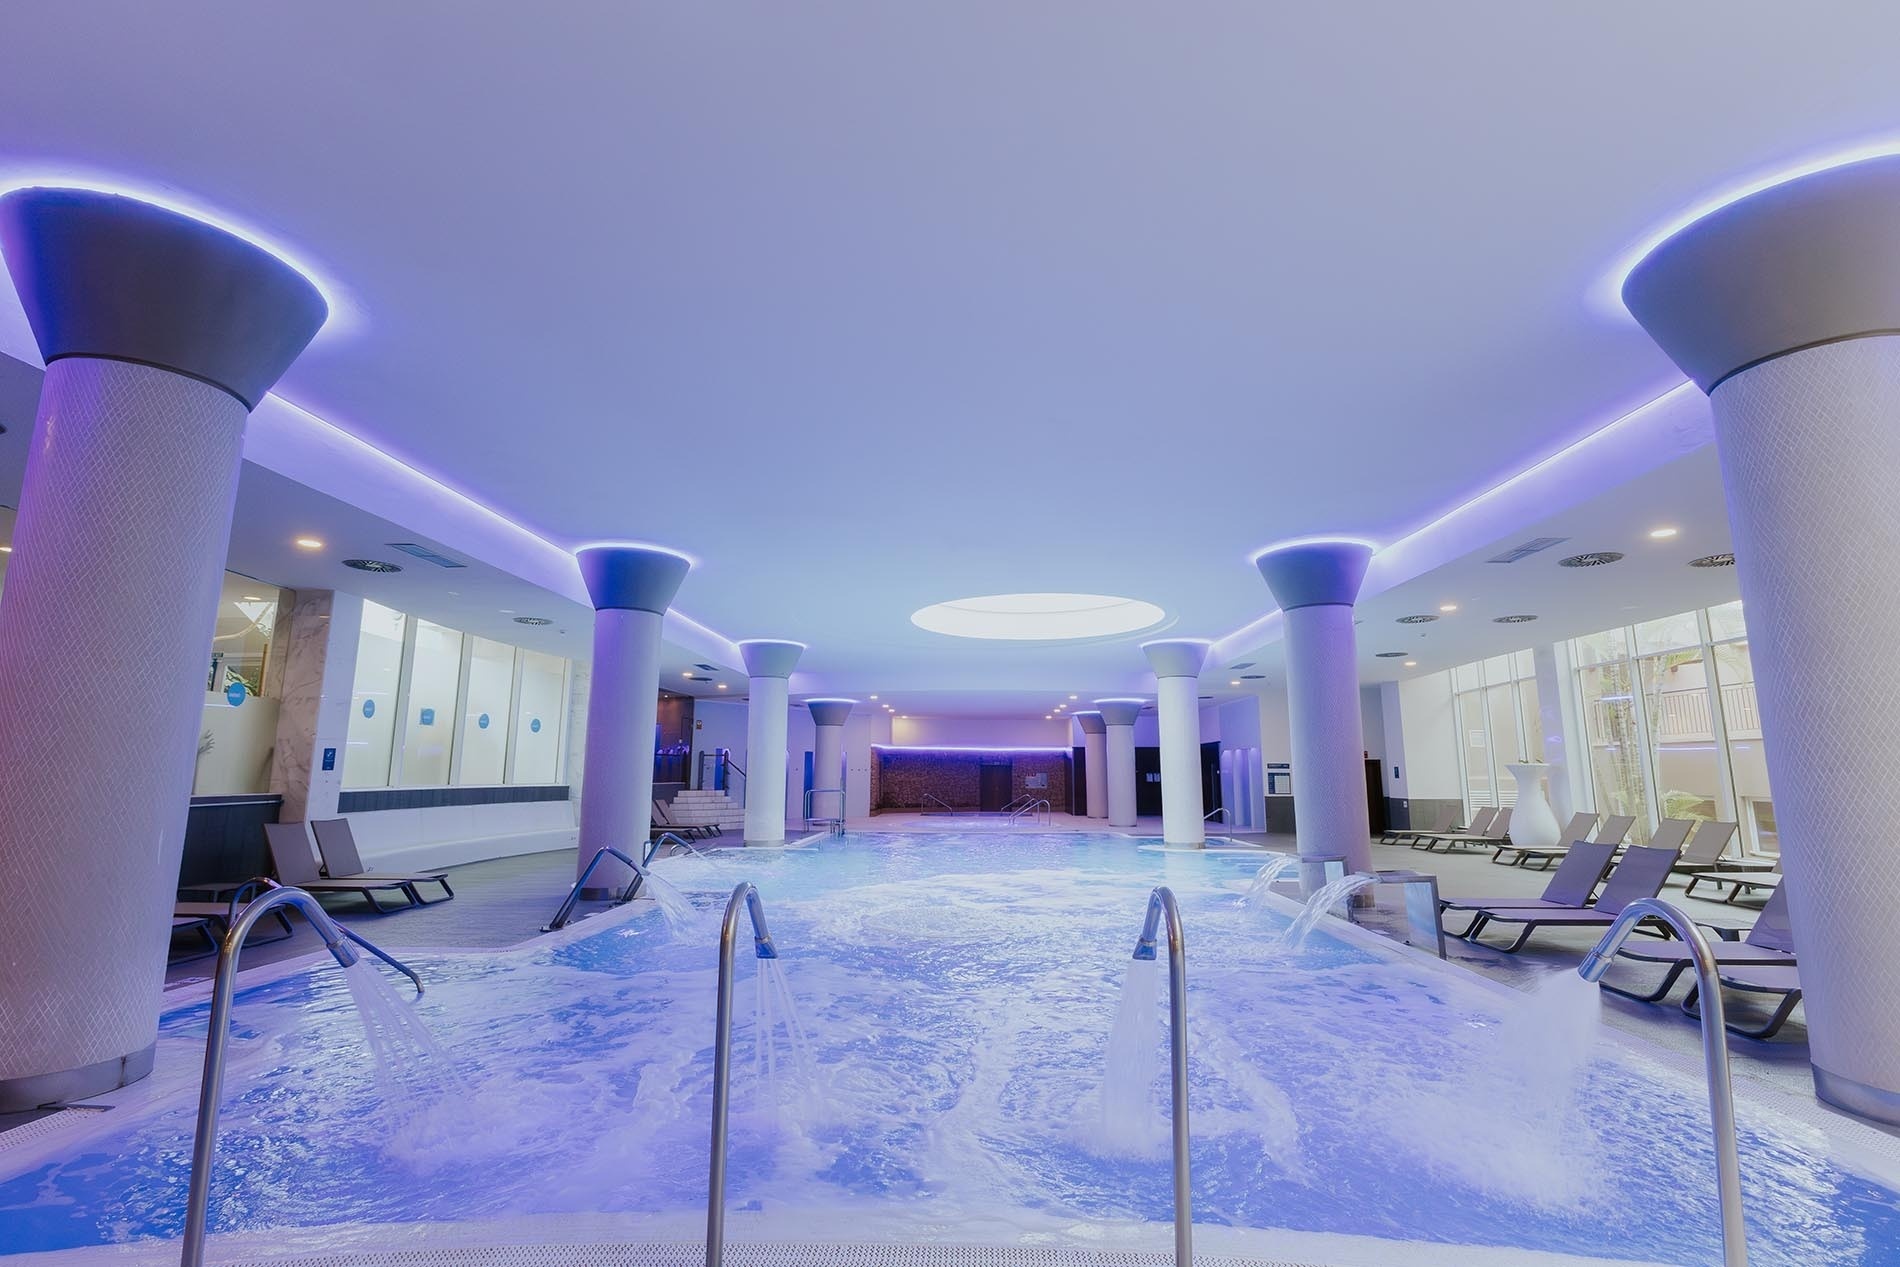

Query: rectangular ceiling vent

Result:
[387,542,468,569]
[1486,536,1570,565]
[693,663,719,672]
[1227,661,1254,671]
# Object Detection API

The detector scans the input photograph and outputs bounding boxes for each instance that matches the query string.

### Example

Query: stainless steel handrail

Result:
[654,831,710,859]
[706,882,780,1267]
[181,883,422,1267]
[1008,797,1052,828]
[1129,886,1192,1267]
[921,792,956,812]
[803,786,846,833]
[544,845,645,931]
[1579,898,1747,1267]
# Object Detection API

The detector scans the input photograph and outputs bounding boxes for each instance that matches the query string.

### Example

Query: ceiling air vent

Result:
[512,615,553,626]
[1396,614,1440,624]
[1240,673,1267,680]
[1375,651,1410,658]
[342,558,402,573]
[387,542,468,569]
[1228,661,1254,671]
[684,674,713,682]
[1559,551,1625,568]
[1493,614,1539,624]
[1487,536,1570,564]
[1690,553,1736,568]
[693,663,719,672]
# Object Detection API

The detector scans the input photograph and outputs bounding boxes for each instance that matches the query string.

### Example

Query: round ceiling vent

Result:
[1375,651,1410,658]
[1690,552,1736,568]
[1396,614,1440,624]
[342,558,402,573]
[1493,614,1539,624]
[512,615,553,626]
[1559,551,1625,568]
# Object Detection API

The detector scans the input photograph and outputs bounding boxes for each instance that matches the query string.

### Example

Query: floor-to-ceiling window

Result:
[1450,651,1538,817]
[343,600,572,789]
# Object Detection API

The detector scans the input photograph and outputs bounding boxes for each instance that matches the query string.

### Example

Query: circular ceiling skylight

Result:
[911,593,1165,641]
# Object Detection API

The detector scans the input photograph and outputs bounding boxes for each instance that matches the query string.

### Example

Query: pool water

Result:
[3,832,1897,1265]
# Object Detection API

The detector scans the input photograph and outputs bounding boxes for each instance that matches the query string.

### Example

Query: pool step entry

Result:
[669,789,744,833]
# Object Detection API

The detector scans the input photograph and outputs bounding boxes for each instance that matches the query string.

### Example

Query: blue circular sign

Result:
[478,712,491,730]
[362,698,376,719]
[224,681,247,707]
[530,717,542,734]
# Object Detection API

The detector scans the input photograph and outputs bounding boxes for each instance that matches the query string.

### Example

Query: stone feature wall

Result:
[871,748,1071,813]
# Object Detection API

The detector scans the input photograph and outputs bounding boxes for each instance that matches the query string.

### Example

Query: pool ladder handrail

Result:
[706,881,780,1267]
[1129,885,1192,1267]
[803,785,846,834]
[181,882,422,1267]
[544,838,690,932]
[1203,806,1239,846]
[1579,897,1748,1267]
[1008,798,1052,828]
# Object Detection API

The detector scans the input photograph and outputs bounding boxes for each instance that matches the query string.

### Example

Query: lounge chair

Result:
[1491,812,1598,866]
[174,878,295,949]
[311,818,454,902]
[1597,882,1794,1004]
[1684,963,1804,1039]
[1438,840,1618,937]
[263,822,421,912]
[1592,814,1636,847]
[652,799,716,840]
[1669,820,1767,878]
[1403,806,1496,849]
[1418,807,1512,853]
[1383,808,1481,846]
[1457,844,1681,952]
[1684,869,1781,903]
[169,914,220,962]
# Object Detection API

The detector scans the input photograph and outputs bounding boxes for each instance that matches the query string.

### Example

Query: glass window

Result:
[195,574,287,796]
[400,619,463,785]
[1707,600,1748,644]
[1572,626,1629,667]
[1453,662,1482,692]
[1457,691,1492,810]
[1487,683,1524,772]
[1578,654,1652,841]
[458,636,515,785]
[1638,645,1721,825]
[345,601,407,788]
[512,650,566,784]
[1511,648,1537,680]
[1517,675,1544,763]
[1714,639,1776,855]
[1481,655,1514,687]
[1635,610,1704,657]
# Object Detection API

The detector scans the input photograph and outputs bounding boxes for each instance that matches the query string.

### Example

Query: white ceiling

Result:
[0,5,1891,714]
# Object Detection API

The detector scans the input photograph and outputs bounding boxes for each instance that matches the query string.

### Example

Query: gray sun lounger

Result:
[1437,840,1618,937]
[1684,961,1804,1039]
[311,818,454,902]
[1418,807,1512,853]
[1507,812,1637,869]
[1402,806,1496,849]
[169,914,220,962]
[1491,812,1598,867]
[1668,819,1766,878]
[1684,868,1782,902]
[652,799,716,840]
[1458,844,1681,953]
[1598,882,1795,1004]
[264,822,421,913]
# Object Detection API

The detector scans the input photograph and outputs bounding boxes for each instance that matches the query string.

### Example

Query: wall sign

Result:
[361,698,376,719]
[530,717,542,734]
[419,707,436,726]
[478,712,491,730]
[321,746,337,772]
[224,681,247,707]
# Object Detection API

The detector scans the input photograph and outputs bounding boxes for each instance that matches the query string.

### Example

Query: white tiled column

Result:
[0,189,327,1108]
[1622,155,1900,1123]
[805,699,855,823]
[269,590,364,823]
[1074,711,1108,819]
[739,640,803,845]
[1095,698,1144,829]
[1143,639,1212,846]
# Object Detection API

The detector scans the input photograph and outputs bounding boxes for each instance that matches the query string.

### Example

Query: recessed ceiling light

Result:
[342,558,403,574]
[910,592,1165,641]
[512,616,553,626]
[1045,715,1053,720]
[716,683,728,690]
[1438,603,1459,613]
[0,545,13,554]
[1493,614,1539,624]
[869,694,879,700]
[1404,661,1418,668]
[1229,679,1241,686]
[1397,614,1439,624]
[1648,526,1680,539]
[1690,553,1736,568]
[1559,551,1625,568]
[682,671,693,678]
[294,537,323,550]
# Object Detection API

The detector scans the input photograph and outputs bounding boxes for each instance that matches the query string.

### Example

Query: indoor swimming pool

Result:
[4,832,1899,1267]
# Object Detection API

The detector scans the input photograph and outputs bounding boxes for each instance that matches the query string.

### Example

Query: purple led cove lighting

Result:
[571,539,702,570]
[871,745,1071,754]
[1593,137,1900,317]
[0,168,358,338]
[1246,536,1382,566]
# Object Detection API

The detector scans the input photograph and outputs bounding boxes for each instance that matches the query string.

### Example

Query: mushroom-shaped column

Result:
[1073,711,1109,820]
[1255,540,1375,889]
[574,545,691,895]
[1094,699,1145,829]
[1622,154,1900,1124]
[1143,639,1212,847]
[0,189,327,1108]
[738,640,804,845]
[805,698,856,824]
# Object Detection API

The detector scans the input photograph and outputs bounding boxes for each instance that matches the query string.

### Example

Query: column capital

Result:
[1142,638,1211,679]
[1624,155,1900,392]
[574,544,691,613]
[0,188,327,410]
[738,639,805,679]
[1094,698,1145,727]
[806,698,856,726]
[1253,538,1374,611]
[1072,710,1107,735]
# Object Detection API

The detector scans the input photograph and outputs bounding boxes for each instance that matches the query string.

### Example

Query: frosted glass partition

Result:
[513,650,566,784]
[344,601,407,788]
[400,620,463,785]
[458,635,514,785]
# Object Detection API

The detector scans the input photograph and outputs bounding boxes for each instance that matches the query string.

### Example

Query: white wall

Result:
[345,798,577,872]
[891,716,1073,747]
[1393,669,1462,801]
[782,705,893,825]
[689,697,750,790]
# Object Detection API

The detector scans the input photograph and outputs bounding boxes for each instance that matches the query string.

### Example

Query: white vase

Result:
[1506,762,1562,850]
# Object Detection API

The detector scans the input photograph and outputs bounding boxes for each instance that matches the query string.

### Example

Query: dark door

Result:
[979,761,1013,812]
[1072,745,1088,815]
[1135,747,1163,817]
[1201,741,1222,824]
[1365,758,1388,835]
